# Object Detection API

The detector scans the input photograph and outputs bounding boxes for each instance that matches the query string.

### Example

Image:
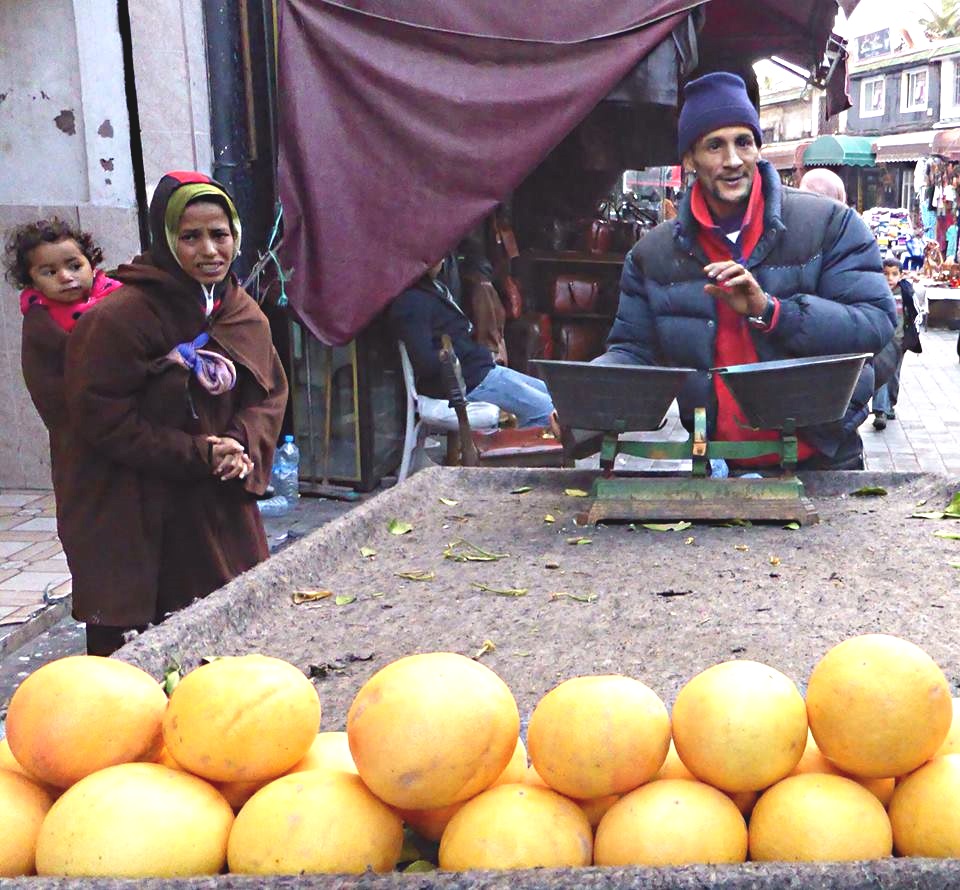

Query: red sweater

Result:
[690,177,814,465]
[20,270,122,333]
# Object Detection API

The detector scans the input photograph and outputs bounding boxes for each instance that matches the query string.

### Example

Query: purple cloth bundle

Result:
[167,332,237,395]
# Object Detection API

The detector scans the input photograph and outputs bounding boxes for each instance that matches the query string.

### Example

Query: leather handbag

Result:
[585,219,617,255]
[556,321,608,362]
[504,313,553,374]
[552,275,600,315]
[537,313,554,359]
[501,275,524,320]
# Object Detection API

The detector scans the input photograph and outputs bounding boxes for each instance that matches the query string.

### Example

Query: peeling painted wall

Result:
[0,0,88,204]
[0,0,137,210]
[0,0,141,488]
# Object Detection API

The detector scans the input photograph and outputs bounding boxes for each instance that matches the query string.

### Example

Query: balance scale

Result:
[532,354,871,526]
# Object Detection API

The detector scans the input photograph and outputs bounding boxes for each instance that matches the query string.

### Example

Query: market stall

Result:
[274,0,859,489]
[801,134,876,211]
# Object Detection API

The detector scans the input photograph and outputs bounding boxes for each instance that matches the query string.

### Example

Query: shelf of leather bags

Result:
[511,249,625,271]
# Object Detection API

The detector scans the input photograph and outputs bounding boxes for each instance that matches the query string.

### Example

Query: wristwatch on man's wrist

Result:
[747,293,777,329]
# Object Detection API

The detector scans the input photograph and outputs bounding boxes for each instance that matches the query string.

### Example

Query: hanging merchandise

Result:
[861,207,916,260]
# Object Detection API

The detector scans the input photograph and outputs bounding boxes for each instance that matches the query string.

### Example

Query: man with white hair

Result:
[799,168,847,204]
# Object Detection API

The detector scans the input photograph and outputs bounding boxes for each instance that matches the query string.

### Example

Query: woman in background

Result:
[64,171,288,655]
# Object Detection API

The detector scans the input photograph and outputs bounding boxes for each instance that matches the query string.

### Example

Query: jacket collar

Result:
[675,160,786,266]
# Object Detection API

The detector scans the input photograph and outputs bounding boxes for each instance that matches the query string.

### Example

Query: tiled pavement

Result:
[0,492,70,635]
[859,328,960,475]
[0,330,959,657]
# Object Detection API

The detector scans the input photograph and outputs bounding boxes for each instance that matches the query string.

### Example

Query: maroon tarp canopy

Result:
[277,0,846,344]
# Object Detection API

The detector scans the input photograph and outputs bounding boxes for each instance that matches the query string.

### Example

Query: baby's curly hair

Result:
[3,218,104,289]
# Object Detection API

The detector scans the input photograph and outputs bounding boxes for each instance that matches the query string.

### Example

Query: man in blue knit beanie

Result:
[592,71,895,471]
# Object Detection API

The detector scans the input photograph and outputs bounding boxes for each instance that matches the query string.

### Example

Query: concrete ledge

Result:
[15,857,960,887]
[0,598,70,660]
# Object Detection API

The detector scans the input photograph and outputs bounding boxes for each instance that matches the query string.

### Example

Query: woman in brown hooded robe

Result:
[62,171,288,655]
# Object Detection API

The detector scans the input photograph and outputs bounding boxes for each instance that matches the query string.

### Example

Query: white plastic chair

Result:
[397,343,500,481]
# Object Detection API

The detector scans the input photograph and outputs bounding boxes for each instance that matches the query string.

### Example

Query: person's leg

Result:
[524,374,550,396]
[798,432,864,470]
[85,623,145,656]
[885,359,902,416]
[467,365,555,427]
[872,384,890,428]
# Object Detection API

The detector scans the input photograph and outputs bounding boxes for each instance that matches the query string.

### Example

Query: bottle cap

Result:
[284,434,294,443]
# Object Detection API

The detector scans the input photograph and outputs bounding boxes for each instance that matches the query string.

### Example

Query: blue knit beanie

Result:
[677,72,762,159]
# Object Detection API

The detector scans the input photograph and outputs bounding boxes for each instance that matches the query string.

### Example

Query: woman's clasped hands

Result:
[207,435,254,481]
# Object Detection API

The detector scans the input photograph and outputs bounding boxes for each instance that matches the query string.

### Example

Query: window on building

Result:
[860,75,885,117]
[901,68,928,112]
[953,62,960,107]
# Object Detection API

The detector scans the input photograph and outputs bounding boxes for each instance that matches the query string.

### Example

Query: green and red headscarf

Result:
[148,171,242,284]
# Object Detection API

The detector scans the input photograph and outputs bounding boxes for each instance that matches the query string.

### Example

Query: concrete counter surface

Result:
[15,859,960,888]
[18,465,960,888]
[114,465,960,725]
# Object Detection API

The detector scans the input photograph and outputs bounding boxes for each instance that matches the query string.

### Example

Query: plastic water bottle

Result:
[257,494,289,517]
[274,434,301,504]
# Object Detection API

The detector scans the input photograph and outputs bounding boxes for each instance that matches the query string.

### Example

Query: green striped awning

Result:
[802,135,876,168]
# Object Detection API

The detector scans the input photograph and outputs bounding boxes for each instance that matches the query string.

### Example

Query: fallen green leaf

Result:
[443,539,508,562]
[334,595,356,606]
[162,662,181,696]
[438,497,459,506]
[510,486,532,494]
[543,514,556,523]
[950,563,960,569]
[472,639,496,660]
[642,521,693,532]
[782,521,801,530]
[370,591,386,598]
[399,832,425,864]
[549,591,598,604]
[471,582,528,596]
[395,570,436,581]
[404,861,436,873]
[934,530,960,540]
[359,546,377,558]
[292,589,333,604]
[946,492,960,517]
[566,537,592,545]
[387,518,413,535]
[564,488,589,497]
[912,511,947,520]
[850,486,887,497]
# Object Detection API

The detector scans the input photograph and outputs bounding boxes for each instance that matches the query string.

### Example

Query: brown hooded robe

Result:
[59,173,287,628]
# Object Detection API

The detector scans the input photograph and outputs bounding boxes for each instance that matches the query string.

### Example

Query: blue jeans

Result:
[468,365,555,428]
[872,360,901,416]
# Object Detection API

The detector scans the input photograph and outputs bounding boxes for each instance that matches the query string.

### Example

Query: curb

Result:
[0,598,71,660]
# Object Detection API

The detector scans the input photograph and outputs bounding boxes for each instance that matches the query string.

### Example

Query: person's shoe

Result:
[873,413,887,430]
[886,410,896,420]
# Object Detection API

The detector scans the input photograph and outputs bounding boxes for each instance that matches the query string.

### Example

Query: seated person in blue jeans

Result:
[389,258,555,428]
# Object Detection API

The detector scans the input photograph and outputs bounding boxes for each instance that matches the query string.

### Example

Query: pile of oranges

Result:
[2,633,960,877]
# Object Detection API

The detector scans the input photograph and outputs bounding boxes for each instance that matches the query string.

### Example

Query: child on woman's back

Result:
[4,218,121,430]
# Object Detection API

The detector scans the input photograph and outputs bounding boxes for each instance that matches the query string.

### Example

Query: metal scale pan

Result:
[530,360,696,432]
[714,353,871,430]
[531,354,871,526]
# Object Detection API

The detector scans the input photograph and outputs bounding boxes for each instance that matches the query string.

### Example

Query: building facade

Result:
[0,0,212,488]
